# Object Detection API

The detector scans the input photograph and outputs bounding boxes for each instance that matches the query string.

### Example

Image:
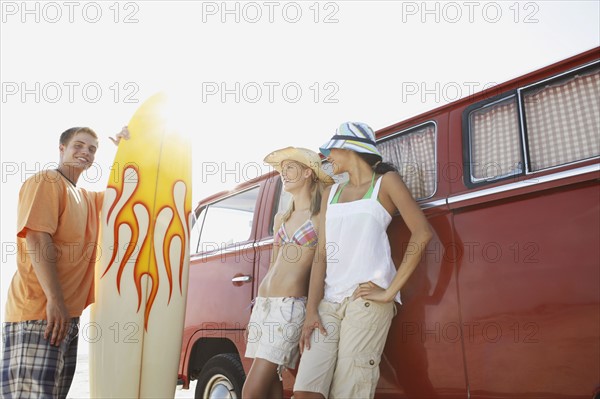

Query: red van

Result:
[178,47,600,399]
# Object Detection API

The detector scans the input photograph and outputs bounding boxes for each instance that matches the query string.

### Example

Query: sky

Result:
[1,0,599,329]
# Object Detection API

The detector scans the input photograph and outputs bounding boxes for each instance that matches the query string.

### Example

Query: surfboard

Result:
[89,92,192,398]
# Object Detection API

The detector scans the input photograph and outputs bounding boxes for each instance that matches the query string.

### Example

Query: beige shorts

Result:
[293,297,395,399]
[245,296,306,370]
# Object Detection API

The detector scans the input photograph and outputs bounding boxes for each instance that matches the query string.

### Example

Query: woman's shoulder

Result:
[379,171,411,196]
[380,171,404,185]
[273,211,284,224]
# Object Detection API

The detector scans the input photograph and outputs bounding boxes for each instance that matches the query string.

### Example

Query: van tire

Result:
[195,353,245,399]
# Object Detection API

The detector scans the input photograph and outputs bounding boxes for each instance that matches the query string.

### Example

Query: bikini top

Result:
[274,218,318,248]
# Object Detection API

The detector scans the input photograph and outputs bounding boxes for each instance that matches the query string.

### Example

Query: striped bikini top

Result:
[275,218,318,248]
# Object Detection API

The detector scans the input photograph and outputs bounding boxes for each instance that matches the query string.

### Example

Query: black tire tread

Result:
[195,353,245,399]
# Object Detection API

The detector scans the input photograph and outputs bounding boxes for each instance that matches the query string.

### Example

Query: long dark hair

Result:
[358,153,397,174]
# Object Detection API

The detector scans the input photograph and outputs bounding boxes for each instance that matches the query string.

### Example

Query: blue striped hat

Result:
[320,122,382,159]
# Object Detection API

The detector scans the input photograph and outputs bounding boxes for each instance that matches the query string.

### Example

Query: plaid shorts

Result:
[1,318,79,399]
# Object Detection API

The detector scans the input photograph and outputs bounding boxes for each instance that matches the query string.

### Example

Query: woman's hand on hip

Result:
[353,281,394,303]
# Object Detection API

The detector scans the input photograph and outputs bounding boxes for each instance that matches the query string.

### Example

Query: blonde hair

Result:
[281,168,323,223]
[60,127,98,146]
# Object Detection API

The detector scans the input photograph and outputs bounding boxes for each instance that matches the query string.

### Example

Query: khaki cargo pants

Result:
[293,297,395,398]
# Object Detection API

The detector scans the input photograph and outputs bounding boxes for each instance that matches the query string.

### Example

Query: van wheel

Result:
[195,353,245,399]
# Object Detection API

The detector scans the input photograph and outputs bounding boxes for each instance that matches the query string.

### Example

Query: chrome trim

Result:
[376,120,438,200]
[419,199,447,209]
[255,238,274,247]
[231,275,252,283]
[525,155,600,175]
[190,254,203,262]
[517,89,530,173]
[448,164,599,205]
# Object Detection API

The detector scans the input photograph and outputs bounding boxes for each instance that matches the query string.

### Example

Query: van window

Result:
[377,123,436,200]
[468,96,523,182]
[523,66,600,171]
[197,186,260,253]
[465,62,600,186]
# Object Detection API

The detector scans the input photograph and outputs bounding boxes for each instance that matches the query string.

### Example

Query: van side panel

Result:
[186,249,255,330]
[444,53,600,397]
[384,210,468,398]
[381,115,468,398]
[452,179,599,398]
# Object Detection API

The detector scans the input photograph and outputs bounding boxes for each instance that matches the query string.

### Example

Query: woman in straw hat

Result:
[293,122,433,399]
[242,147,334,399]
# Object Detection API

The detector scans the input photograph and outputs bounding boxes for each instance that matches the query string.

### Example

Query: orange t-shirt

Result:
[5,170,104,322]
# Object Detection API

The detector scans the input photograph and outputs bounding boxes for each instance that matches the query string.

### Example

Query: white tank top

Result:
[324,177,402,304]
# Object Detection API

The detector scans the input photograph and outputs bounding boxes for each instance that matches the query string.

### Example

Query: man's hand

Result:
[109,126,130,146]
[25,230,70,346]
[45,299,70,346]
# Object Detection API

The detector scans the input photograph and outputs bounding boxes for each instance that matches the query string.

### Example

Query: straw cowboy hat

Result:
[264,146,334,185]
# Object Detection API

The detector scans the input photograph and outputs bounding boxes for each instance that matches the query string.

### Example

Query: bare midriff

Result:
[257,242,315,298]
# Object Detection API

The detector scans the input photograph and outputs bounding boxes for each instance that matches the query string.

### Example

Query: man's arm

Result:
[25,230,69,346]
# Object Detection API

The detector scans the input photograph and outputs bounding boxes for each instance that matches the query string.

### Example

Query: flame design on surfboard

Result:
[100,150,190,330]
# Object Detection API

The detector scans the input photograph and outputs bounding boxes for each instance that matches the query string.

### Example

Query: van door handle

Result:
[231,275,252,283]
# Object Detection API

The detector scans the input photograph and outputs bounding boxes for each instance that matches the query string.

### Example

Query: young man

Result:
[1,126,128,399]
